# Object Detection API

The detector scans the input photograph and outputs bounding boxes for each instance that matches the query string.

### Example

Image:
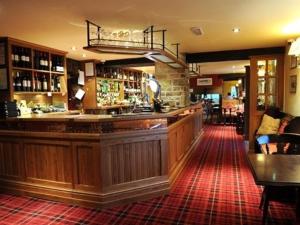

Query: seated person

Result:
[225,92,233,100]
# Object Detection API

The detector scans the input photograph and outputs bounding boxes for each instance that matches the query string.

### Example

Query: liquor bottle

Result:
[58,57,64,72]
[21,73,27,91]
[32,75,36,92]
[42,74,47,91]
[14,47,20,67]
[20,48,26,68]
[11,46,16,67]
[51,55,56,71]
[36,75,42,92]
[25,48,30,68]
[56,76,61,92]
[15,72,22,91]
[39,52,44,70]
[50,76,55,92]
[44,53,49,70]
[27,73,32,91]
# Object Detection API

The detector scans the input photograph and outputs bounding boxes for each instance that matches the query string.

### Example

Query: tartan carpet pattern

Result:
[0,125,295,224]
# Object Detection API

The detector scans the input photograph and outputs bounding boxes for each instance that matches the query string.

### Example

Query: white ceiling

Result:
[1,0,300,64]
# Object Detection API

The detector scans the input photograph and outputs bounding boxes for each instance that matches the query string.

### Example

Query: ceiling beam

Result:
[186,47,285,63]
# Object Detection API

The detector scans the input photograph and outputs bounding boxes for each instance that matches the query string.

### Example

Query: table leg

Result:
[296,188,300,225]
[262,186,270,225]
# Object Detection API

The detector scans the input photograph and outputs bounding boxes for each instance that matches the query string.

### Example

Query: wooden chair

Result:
[221,99,239,125]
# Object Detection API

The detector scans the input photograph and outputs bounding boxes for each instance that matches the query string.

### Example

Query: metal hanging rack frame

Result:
[83,20,187,69]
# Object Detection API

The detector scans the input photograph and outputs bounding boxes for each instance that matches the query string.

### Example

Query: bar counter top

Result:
[3,103,201,123]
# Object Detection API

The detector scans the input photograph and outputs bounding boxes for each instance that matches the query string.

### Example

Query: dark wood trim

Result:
[101,57,154,67]
[218,73,246,81]
[186,47,285,63]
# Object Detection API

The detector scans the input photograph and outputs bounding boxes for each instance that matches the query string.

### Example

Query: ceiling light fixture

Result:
[71,46,77,51]
[283,19,300,34]
[190,27,203,36]
[82,53,87,58]
[232,27,240,33]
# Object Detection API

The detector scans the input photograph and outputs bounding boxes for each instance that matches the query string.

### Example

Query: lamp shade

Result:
[288,37,300,56]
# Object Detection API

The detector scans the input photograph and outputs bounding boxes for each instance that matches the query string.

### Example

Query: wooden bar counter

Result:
[0,104,203,208]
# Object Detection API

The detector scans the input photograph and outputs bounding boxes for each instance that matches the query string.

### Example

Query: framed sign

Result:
[85,62,95,77]
[290,75,297,93]
[197,78,212,86]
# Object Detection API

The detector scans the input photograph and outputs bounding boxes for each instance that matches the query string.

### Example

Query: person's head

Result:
[227,92,231,96]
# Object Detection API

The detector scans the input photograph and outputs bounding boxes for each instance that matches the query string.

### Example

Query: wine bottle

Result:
[42,74,47,91]
[32,75,36,92]
[51,55,56,71]
[11,46,16,67]
[15,72,22,91]
[15,47,20,67]
[20,48,26,68]
[27,73,32,91]
[21,73,27,91]
[34,51,39,69]
[37,75,42,92]
[56,76,61,92]
[25,48,30,68]
[50,76,55,92]
[44,53,49,70]
[39,52,44,70]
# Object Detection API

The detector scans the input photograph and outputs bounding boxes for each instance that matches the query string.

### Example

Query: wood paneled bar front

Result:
[0,104,203,208]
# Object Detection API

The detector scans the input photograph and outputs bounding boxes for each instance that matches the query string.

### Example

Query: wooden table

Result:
[247,154,300,224]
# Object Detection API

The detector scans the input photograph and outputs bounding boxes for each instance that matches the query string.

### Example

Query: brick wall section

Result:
[155,62,190,107]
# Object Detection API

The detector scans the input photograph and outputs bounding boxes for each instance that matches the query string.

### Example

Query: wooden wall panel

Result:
[103,140,162,187]
[168,111,203,178]
[72,142,101,192]
[24,140,73,187]
[0,139,24,180]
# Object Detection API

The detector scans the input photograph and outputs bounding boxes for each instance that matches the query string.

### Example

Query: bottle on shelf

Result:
[11,46,16,67]
[43,53,49,71]
[14,47,20,67]
[20,48,26,68]
[27,73,32,91]
[42,74,48,91]
[50,76,55,92]
[51,55,64,72]
[36,75,42,92]
[32,75,36,92]
[55,75,61,92]
[14,72,22,91]
[39,52,45,70]
[21,73,28,91]
[25,48,31,68]
[34,51,39,70]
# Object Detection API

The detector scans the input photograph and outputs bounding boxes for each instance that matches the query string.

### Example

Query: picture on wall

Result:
[290,75,297,93]
[197,78,212,86]
[290,56,297,69]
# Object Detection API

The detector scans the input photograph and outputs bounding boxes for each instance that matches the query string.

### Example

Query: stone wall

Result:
[155,62,190,107]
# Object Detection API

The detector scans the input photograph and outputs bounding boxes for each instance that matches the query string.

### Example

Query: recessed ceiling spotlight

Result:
[232,27,240,33]
[71,46,77,51]
[190,27,204,36]
[82,53,87,58]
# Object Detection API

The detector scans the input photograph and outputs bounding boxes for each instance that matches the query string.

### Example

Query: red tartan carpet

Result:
[0,125,295,224]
